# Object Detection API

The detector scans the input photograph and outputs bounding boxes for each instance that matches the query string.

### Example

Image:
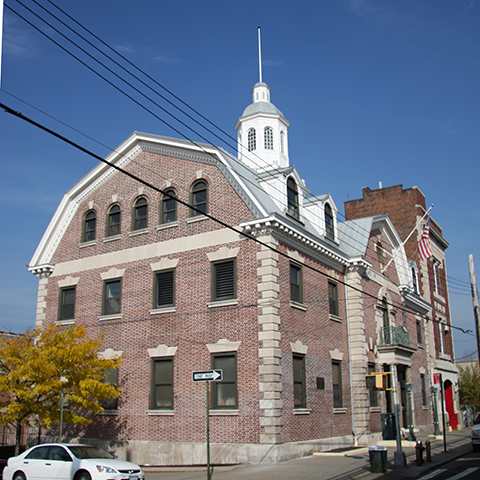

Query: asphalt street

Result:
[143,428,474,480]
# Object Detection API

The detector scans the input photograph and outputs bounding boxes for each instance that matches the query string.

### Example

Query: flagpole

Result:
[0,0,4,89]
[381,204,433,274]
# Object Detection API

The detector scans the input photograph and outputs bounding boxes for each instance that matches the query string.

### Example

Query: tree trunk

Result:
[14,421,22,456]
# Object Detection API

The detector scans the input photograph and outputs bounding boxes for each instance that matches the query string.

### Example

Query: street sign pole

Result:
[192,370,223,480]
[206,381,210,480]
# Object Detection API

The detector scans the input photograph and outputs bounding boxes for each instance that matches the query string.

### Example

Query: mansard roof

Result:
[29,131,346,270]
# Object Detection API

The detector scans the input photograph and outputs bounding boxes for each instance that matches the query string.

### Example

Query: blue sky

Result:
[1,0,479,361]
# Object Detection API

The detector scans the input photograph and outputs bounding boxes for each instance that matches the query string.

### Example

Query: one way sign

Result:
[192,369,223,382]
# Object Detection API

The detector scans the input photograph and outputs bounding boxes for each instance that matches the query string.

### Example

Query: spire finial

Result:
[258,27,262,84]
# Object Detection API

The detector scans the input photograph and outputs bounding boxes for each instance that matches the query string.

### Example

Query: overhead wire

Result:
[2,1,473,336]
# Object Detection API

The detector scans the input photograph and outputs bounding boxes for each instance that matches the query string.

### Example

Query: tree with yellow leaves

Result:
[0,326,121,453]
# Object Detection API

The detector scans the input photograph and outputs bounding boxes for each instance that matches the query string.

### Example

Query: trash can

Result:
[381,412,396,440]
[369,446,388,473]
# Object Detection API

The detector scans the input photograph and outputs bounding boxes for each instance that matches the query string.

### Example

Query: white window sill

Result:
[150,306,177,315]
[103,234,122,243]
[147,410,174,416]
[186,214,209,224]
[56,319,75,326]
[207,299,239,308]
[293,408,311,415]
[290,301,307,311]
[333,408,347,414]
[329,314,343,323]
[79,240,96,248]
[99,314,123,321]
[129,228,149,237]
[433,292,446,304]
[369,407,382,413]
[209,409,239,416]
[156,221,179,231]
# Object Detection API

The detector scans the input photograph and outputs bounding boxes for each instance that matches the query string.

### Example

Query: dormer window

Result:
[264,127,273,150]
[325,203,334,241]
[247,128,256,152]
[287,177,299,219]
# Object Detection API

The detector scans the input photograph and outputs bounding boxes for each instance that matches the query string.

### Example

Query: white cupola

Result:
[234,82,290,172]
[234,29,290,172]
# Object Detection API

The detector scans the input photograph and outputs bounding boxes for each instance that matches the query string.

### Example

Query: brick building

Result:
[345,185,460,431]
[27,83,434,465]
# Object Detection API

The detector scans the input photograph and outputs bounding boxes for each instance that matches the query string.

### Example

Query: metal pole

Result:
[440,375,447,452]
[392,365,406,467]
[406,383,416,441]
[59,390,64,442]
[432,387,441,435]
[206,381,210,480]
[468,254,480,365]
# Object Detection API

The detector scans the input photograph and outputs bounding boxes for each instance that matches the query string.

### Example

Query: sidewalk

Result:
[143,428,473,480]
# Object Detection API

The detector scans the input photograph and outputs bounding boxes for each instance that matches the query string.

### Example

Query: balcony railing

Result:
[380,326,410,347]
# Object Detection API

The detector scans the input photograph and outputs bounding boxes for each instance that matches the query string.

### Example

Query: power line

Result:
[1,101,474,340]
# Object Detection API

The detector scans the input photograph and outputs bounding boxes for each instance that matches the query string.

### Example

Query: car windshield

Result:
[68,446,113,460]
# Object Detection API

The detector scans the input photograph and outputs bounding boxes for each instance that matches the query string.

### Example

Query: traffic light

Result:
[365,372,391,391]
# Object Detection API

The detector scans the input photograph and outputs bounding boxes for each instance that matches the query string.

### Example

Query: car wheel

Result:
[74,471,92,480]
[13,473,26,480]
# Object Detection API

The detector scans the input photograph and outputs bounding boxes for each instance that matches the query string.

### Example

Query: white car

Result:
[2,443,145,480]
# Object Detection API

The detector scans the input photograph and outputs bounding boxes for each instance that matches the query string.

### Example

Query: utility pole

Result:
[468,254,480,365]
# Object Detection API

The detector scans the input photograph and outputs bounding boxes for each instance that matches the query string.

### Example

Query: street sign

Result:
[433,373,442,389]
[192,369,223,382]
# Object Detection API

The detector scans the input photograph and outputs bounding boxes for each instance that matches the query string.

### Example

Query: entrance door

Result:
[397,366,408,429]
[444,380,458,430]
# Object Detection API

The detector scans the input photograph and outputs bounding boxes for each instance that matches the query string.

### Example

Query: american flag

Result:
[418,217,433,260]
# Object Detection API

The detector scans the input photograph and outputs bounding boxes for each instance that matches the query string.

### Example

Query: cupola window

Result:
[264,127,273,150]
[247,128,256,152]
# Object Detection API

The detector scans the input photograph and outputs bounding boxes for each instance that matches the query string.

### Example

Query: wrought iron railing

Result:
[380,326,410,347]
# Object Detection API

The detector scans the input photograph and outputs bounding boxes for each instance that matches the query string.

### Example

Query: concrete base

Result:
[34,434,360,466]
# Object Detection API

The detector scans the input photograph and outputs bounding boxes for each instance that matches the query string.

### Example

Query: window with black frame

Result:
[103,279,121,315]
[211,353,237,409]
[151,358,174,409]
[293,353,306,408]
[58,286,75,321]
[82,210,96,242]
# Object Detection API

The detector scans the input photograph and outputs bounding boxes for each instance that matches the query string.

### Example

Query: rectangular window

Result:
[433,260,440,295]
[421,374,427,406]
[103,279,121,315]
[155,270,175,308]
[332,361,343,408]
[328,281,339,316]
[416,319,423,345]
[368,364,378,408]
[59,286,76,320]
[211,353,237,409]
[101,368,119,410]
[293,354,306,408]
[151,358,174,409]
[290,263,303,303]
[212,259,236,301]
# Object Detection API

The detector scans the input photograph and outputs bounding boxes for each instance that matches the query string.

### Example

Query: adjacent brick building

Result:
[27,83,435,465]
[345,185,460,430]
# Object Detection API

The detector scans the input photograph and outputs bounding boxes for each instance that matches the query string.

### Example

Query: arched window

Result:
[106,203,121,237]
[133,196,148,230]
[287,177,299,219]
[161,188,177,224]
[82,210,96,242]
[190,179,208,217]
[325,203,334,241]
[264,126,273,150]
[247,128,256,152]
[280,131,285,154]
